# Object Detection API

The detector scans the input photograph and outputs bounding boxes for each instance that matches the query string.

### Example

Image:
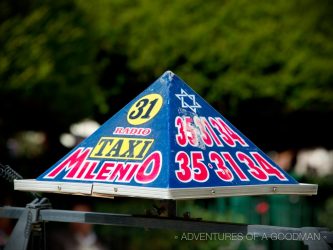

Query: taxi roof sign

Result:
[15,71,317,199]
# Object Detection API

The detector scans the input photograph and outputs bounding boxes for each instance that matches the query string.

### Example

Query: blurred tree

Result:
[0,1,332,248]
[0,0,108,173]
[76,0,333,112]
[0,0,107,129]
[76,0,333,149]
[0,0,333,171]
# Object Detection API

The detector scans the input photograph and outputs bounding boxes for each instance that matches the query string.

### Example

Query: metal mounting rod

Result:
[1,205,332,250]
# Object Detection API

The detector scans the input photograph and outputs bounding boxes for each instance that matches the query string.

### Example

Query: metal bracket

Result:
[1,198,332,250]
[4,198,51,250]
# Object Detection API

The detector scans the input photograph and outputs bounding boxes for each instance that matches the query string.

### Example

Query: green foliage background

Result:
[1,0,332,118]
[0,0,332,249]
[1,0,332,148]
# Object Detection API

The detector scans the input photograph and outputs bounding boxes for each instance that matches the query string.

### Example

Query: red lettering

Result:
[83,161,98,180]
[44,147,162,184]
[135,152,162,183]
[202,117,223,146]
[237,152,268,181]
[125,163,139,182]
[45,148,91,178]
[185,117,198,146]
[174,116,248,148]
[130,128,136,134]
[142,128,151,135]
[222,152,249,181]
[109,163,132,182]
[191,152,209,182]
[209,117,248,147]
[209,152,233,181]
[175,116,187,146]
[216,118,247,147]
[113,127,151,136]
[76,161,91,179]
[251,152,287,181]
[175,151,192,182]
[95,162,115,180]
[194,116,213,146]
[113,127,123,134]
[175,151,209,183]
[209,117,235,146]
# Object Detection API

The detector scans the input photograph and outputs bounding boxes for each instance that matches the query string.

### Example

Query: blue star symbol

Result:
[175,89,202,113]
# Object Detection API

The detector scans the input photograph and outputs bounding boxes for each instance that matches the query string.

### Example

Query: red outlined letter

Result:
[222,152,249,181]
[185,117,198,146]
[251,152,288,181]
[175,116,187,146]
[96,162,115,180]
[175,151,192,182]
[209,152,233,181]
[236,152,268,181]
[135,151,162,184]
[216,118,247,147]
[202,117,223,146]
[194,116,213,147]
[45,148,91,179]
[191,151,209,182]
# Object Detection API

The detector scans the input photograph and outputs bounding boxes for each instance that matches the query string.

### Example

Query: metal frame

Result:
[15,179,318,199]
[1,197,332,250]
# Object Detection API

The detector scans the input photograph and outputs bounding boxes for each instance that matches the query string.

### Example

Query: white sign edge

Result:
[15,179,317,200]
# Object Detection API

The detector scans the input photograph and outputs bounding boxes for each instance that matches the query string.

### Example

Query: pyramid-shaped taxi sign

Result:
[15,71,317,199]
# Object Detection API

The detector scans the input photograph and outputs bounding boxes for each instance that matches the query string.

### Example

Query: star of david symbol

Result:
[175,89,202,113]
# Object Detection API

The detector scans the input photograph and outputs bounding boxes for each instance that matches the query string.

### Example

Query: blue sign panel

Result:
[27,71,316,199]
[167,74,297,188]
[37,75,171,188]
